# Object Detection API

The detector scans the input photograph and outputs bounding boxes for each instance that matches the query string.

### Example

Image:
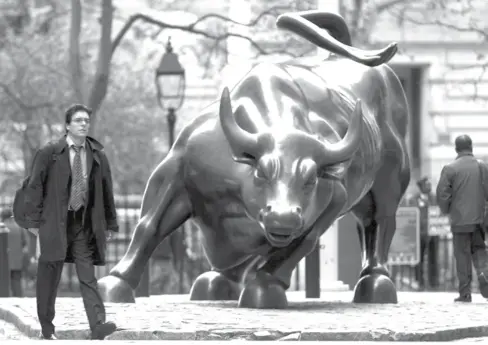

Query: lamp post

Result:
[154,37,187,294]
[155,36,186,149]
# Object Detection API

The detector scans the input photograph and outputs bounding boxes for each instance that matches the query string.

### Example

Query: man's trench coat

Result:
[22,135,119,265]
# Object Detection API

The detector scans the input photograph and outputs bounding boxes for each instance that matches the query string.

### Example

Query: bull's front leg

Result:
[238,190,346,309]
[98,151,192,303]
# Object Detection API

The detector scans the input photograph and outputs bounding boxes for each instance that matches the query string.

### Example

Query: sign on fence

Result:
[428,206,450,236]
[388,207,420,265]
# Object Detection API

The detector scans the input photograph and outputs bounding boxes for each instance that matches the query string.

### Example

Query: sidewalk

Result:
[1,291,487,341]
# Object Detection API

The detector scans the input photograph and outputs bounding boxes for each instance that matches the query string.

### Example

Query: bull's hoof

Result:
[189,271,241,301]
[98,275,135,303]
[238,271,288,309]
[353,273,397,304]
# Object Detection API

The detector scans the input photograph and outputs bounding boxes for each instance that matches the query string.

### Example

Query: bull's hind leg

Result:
[98,152,192,303]
[189,255,260,301]
[352,161,410,303]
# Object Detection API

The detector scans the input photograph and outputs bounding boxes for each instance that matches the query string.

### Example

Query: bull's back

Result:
[281,57,409,209]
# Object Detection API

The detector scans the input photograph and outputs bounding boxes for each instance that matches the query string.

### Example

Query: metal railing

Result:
[0,195,471,297]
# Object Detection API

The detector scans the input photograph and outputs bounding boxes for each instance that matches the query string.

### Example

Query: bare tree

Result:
[385,0,488,100]
[0,1,70,194]
[68,0,315,136]
[0,0,319,187]
[338,0,421,46]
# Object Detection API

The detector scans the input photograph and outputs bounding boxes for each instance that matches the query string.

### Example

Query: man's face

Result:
[66,110,90,139]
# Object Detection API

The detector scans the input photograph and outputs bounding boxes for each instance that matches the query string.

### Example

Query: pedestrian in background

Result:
[19,104,119,340]
[436,134,488,302]
[410,177,439,290]
[0,207,30,297]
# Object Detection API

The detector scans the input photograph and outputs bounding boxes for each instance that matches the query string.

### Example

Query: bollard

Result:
[305,243,320,298]
[428,235,440,289]
[0,222,10,297]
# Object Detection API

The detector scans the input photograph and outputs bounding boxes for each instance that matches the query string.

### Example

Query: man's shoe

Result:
[454,294,472,302]
[478,273,488,298]
[39,332,57,340]
[91,321,117,340]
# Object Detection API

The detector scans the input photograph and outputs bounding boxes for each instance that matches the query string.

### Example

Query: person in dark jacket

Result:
[23,104,119,339]
[411,177,436,290]
[436,134,488,302]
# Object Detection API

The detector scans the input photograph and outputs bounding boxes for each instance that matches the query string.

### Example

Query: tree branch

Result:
[0,82,53,111]
[376,0,416,13]
[5,40,71,80]
[404,15,487,38]
[186,6,291,30]
[69,0,86,103]
[110,6,297,58]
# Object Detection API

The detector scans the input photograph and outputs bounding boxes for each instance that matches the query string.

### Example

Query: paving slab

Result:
[0,291,487,341]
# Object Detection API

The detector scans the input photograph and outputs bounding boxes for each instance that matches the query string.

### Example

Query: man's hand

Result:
[27,228,39,236]
[106,230,115,241]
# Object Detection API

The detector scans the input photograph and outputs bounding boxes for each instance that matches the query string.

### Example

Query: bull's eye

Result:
[254,155,278,181]
[297,159,318,188]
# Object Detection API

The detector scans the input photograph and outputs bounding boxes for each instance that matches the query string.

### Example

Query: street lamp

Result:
[154,36,187,294]
[155,36,186,148]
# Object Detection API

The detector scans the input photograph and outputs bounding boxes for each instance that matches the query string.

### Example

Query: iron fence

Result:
[56,195,210,296]
[0,193,469,296]
[389,234,466,292]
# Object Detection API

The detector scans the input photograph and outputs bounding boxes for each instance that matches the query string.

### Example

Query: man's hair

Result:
[455,134,473,153]
[65,104,92,125]
[0,207,13,221]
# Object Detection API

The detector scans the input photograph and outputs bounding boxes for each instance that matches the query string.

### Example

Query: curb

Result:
[0,305,91,340]
[2,304,488,341]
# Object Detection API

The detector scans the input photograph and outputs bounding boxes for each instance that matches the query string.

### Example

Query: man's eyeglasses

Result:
[72,118,90,124]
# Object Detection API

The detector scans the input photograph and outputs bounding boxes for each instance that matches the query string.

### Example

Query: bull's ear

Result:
[318,161,349,180]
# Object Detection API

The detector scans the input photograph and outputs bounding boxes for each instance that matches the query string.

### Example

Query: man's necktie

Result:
[69,145,85,211]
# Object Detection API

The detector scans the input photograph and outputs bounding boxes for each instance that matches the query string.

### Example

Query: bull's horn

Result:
[319,99,363,165]
[276,11,397,67]
[219,87,261,160]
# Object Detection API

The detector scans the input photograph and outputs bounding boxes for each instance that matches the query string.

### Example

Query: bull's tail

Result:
[276,11,397,67]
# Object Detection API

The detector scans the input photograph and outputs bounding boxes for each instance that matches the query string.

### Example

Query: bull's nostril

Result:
[266,205,272,212]
[295,206,302,214]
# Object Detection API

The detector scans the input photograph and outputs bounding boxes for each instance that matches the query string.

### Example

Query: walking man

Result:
[22,104,119,339]
[436,134,488,302]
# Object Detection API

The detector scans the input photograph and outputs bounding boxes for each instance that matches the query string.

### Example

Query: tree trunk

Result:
[68,0,113,136]
[87,0,113,136]
[69,0,86,104]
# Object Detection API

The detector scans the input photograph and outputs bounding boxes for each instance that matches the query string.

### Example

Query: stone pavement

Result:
[0,319,30,340]
[1,291,488,341]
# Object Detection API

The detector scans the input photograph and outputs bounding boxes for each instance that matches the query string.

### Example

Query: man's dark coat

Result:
[23,135,119,264]
[436,152,488,232]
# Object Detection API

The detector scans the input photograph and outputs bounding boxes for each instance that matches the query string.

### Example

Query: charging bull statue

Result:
[98,10,410,308]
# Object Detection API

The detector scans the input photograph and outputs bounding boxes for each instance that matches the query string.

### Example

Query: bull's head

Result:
[219,87,363,247]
